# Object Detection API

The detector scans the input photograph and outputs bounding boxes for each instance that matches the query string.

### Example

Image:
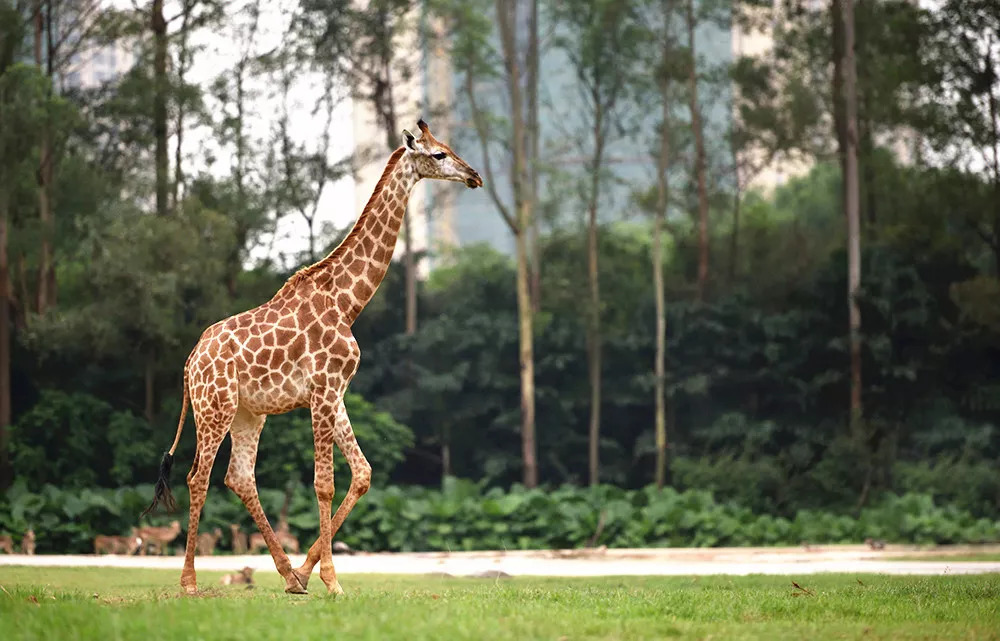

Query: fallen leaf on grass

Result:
[27,595,39,606]
[856,579,865,586]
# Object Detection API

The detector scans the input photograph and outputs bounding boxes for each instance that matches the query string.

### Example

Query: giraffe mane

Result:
[276,146,407,296]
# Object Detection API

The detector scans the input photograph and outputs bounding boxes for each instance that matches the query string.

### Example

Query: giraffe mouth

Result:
[465,172,483,189]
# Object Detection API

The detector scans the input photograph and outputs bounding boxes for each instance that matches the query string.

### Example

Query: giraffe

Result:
[142,119,482,596]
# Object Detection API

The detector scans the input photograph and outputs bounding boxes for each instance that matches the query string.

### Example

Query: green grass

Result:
[884,554,1000,562]
[0,567,998,640]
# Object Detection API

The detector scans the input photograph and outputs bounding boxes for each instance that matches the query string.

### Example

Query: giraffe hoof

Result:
[284,572,309,594]
[292,568,311,591]
[327,580,345,596]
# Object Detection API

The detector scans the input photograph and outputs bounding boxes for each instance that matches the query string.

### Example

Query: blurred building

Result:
[61,39,136,91]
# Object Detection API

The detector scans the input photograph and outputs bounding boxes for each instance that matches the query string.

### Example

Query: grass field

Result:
[885,553,1000,562]
[0,566,998,640]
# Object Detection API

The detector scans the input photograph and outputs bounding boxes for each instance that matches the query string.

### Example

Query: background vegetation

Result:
[1,0,998,551]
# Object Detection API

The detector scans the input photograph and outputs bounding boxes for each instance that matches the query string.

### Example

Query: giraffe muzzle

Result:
[466,172,483,189]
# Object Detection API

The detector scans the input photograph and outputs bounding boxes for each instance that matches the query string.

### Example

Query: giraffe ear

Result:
[403,129,416,150]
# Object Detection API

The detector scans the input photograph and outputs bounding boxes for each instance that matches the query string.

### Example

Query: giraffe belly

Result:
[238,366,311,416]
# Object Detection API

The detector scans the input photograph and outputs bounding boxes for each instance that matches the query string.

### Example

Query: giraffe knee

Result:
[353,460,372,496]
[314,476,334,504]
[224,467,253,496]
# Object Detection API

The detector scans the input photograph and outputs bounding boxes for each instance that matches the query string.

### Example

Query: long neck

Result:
[328,147,418,323]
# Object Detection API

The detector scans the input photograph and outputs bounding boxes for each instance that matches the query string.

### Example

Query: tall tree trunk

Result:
[172,0,195,211]
[152,0,169,217]
[498,0,537,488]
[840,0,863,425]
[653,24,672,489]
[0,187,11,489]
[729,131,741,285]
[34,1,53,314]
[686,0,709,302]
[515,224,537,487]
[226,2,260,297]
[526,0,541,312]
[586,103,604,487]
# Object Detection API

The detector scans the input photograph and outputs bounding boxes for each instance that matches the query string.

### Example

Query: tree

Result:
[835,0,863,427]
[550,0,642,485]
[436,0,540,487]
[685,0,710,302]
[926,0,1000,274]
[0,51,73,487]
[639,0,683,489]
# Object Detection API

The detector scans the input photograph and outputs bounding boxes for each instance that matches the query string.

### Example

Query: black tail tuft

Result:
[141,451,176,518]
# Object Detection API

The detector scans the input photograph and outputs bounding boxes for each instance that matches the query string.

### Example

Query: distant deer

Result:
[865,537,886,551]
[137,520,182,556]
[0,534,13,554]
[249,527,299,554]
[230,524,248,554]
[220,566,256,587]
[21,529,35,555]
[94,534,143,555]
[197,528,223,556]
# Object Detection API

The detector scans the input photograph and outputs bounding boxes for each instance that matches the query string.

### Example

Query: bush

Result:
[2,480,997,554]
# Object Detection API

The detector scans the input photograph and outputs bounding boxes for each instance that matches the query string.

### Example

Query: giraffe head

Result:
[402,119,483,188]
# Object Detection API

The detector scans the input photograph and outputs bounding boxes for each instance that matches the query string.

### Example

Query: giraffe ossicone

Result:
[142,119,482,596]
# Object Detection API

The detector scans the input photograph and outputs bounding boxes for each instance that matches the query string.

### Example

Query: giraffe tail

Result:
[141,380,188,517]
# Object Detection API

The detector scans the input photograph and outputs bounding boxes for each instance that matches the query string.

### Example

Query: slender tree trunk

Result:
[34,1,53,314]
[152,0,169,217]
[586,99,605,487]
[526,0,541,312]
[515,226,537,487]
[0,187,11,488]
[586,169,601,487]
[173,0,195,210]
[729,131,741,285]
[686,0,709,302]
[226,0,258,296]
[840,0,863,425]
[653,31,672,488]
[498,0,537,487]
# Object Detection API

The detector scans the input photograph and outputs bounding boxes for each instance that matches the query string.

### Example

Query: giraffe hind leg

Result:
[180,416,229,594]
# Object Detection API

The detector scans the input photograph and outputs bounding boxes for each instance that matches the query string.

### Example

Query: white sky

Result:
[106,0,360,267]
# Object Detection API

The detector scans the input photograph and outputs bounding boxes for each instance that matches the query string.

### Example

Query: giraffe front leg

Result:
[297,400,371,588]
[305,392,342,595]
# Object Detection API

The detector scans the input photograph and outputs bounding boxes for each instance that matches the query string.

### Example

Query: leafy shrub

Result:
[2,480,997,554]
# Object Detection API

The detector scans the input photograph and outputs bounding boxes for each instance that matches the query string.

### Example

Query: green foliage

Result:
[9,390,152,488]
[2,480,997,554]
[7,389,412,500]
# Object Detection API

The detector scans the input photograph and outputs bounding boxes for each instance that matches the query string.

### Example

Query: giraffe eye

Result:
[431,152,447,160]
